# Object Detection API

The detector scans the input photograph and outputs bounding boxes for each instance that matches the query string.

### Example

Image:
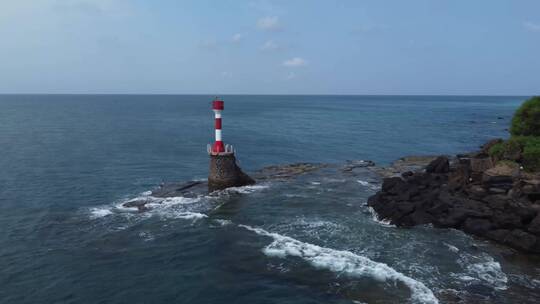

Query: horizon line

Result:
[0,93,535,97]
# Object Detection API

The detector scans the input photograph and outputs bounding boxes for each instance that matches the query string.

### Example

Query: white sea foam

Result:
[466,259,508,290]
[224,184,269,194]
[160,196,201,206]
[444,243,459,253]
[357,180,381,191]
[169,211,208,220]
[213,219,233,226]
[452,254,508,290]
[239,224,438,304]
[367,207,395,227]
[89,207,113,219]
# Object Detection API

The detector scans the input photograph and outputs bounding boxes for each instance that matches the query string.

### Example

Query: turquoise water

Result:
[1,95,538,303]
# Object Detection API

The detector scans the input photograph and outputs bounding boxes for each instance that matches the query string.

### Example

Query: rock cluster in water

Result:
[368,141,540,253]
[122,162,327,211]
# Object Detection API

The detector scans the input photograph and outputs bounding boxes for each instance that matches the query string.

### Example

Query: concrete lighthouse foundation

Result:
[207,97,255,192]
[208,152,255,191]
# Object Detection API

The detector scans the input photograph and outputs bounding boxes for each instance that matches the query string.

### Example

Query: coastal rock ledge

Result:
[368,144,540,253]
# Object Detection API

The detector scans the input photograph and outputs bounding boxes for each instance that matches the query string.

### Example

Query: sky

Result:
[0,0,539,95]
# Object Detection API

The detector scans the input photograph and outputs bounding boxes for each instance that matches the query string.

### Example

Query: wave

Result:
[168,211,208,220]
[466,259,508,290]
[239,224,438,304]
[357,180,381,191]
[367,207,395,227]
[452,253,508,290]
[89,207,113,219]
[221,184,270,194]
[87,182,269,222]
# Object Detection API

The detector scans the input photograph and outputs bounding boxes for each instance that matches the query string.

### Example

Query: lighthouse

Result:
[207,97,255,191]
[211,98,225,154]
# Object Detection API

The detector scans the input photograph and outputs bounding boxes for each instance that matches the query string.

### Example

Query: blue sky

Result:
[1,0,539,95]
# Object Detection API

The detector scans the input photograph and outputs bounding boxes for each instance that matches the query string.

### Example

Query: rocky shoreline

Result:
[121,144,540,254]
[368,141,540,254]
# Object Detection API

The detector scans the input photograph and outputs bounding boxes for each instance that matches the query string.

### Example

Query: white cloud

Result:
[232,33,243,42]
[285,72,296,80]
[257,16,282,31]
[261,40,279,51]
[283,57,307,67]
[524,21,540,32]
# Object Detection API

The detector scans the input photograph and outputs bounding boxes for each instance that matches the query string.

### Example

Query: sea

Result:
[1,95,539,304]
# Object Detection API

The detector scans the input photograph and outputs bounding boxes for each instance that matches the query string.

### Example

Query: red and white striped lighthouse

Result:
[207,96,255,190]
[211,97,225,154]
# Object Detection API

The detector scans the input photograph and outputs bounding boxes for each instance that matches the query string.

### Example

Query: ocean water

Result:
[1,94,539,304]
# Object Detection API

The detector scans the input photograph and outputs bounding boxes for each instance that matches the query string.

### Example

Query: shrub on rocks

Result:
[523,140,540,172]
[488,96,540,172]
[511,96,540,137]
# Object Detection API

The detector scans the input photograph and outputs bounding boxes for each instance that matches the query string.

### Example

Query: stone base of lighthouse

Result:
[208,152,255,192]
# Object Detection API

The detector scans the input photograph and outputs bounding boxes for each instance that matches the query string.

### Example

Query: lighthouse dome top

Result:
[212,97,224,110]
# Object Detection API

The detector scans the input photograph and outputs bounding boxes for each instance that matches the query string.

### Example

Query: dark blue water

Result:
[1,95,538,304]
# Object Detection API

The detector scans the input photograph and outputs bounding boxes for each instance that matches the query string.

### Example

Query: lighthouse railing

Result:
[207,143,235,155]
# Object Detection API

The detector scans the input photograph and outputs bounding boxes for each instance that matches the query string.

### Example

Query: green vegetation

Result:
[523,139,540,172]
[510,96,540,137]
[488,142,505,160]
[488,97,540,172]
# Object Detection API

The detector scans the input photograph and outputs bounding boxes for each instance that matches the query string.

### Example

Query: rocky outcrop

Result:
[124,162,327,212]
[368,150,540,254]
[254,163,326,180]
[371,155,439,178]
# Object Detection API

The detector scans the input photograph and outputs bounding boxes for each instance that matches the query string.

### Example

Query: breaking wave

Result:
[357,179,381,191]
[466,259,508,290]
[89,207,113,219]
[367,206,395,227]
[452,253,508,290]
[221,184,270,194]
[239,224,438,304]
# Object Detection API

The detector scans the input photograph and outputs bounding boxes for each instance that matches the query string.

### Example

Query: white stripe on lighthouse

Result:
[215,129,222,141]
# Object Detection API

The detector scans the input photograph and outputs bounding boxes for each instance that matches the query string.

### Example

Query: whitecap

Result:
[367,207,395,227]
[89,207,113,219]
[452,254,508,290]
[239,225,438,304]
[357,180,381,191]
[466,259,508,290]
[214,219,233,226]
[223,184,269,194]
[160,196,201,206]
[444,243,459,253]
[170,211,208,220]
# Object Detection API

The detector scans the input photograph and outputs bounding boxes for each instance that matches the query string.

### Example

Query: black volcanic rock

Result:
[426,156,450,174]
[368,149,540,254]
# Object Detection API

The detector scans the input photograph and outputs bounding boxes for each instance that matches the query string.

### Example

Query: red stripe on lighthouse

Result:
[212,100,224,110]
[213,141,224,153]
[211,97,225,154]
